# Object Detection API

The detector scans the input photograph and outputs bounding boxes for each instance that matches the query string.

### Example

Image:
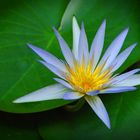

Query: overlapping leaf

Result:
[0,0,140,116]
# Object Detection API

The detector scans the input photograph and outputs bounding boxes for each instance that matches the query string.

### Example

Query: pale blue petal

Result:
[27,43,67,72]
[53,27,74,68]
[63,92,84,100]
[100,86,136,94]
[78,23,89,64]
[111,43,137,72]
[54,78,73,89]
[86,90,99,96]
[89,20,106,70]
[99,28,129,71]
[85,95,111,129]
[13,84,68,103]
[114,74,140,86]
[39,60,65,79]
[112,69,140,84]
[72,16,80,60]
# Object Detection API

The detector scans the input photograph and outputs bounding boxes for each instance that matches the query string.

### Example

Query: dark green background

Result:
[0,0,140,139]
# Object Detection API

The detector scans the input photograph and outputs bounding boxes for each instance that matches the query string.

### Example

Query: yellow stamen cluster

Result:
[66,60,112,93]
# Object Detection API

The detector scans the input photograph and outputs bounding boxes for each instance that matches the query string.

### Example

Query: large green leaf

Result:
[0,0,73,113]
[0,0,140,114]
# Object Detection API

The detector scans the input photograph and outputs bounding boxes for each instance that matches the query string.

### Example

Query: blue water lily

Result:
[14,17,140,129]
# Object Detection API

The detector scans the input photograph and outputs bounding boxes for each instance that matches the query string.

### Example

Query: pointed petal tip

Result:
[101,109,111,129]
[52,26,58,33]
[13,98,25,104]
[27,43,33,49]
[103,19,106,22]
[53,78,57,80]
[106,121,111,129]
[38,59,43,63]
[133,42,138,47]
[52,26,56,31]
[81,22,86,33]
[124,27,129,33]
[99,19,106,31]
[72,16,76,21]
[13,100,18,103]
[27,43,31,46]
[102,19,106,26]
[72,16,79,27]
[27,43,42,53]
[130,42,137,50]
[101,113,111,129]
[72,16,78,26]
[27,43,39,52]
[53,27,61,40]
[119,27,129,37]
[13,95,35,103]
[52,26,55,29]
[102,110,111,129]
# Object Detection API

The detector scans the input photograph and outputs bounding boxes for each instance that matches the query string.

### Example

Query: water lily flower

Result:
[13,17,139,129]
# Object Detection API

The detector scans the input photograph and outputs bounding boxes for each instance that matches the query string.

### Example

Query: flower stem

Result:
[64,98,85,112]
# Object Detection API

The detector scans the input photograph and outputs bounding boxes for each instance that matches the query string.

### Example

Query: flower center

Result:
[66,60,112,93]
